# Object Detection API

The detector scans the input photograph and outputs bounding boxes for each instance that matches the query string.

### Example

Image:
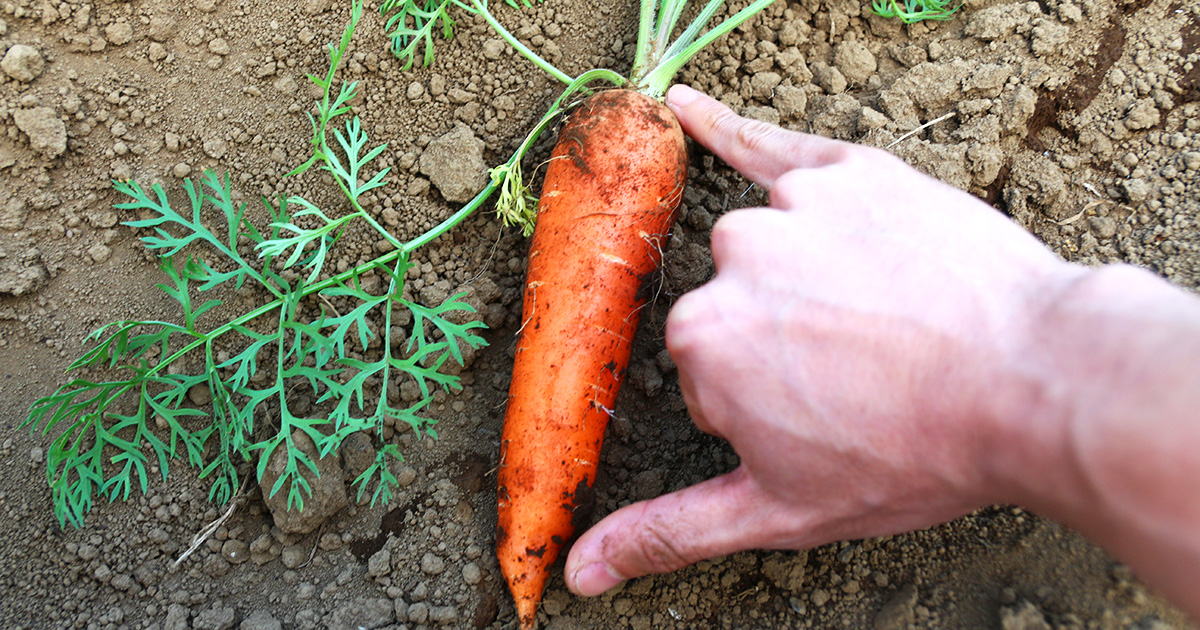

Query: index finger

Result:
[665,84,850,190]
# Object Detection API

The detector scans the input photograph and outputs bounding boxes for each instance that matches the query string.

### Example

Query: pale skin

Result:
[563,84,1200,618]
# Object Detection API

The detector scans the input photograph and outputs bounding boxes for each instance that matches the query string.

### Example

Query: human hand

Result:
[564,84,1084,596]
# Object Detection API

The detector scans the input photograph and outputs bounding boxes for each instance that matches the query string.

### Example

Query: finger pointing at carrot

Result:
[665,85,850,192]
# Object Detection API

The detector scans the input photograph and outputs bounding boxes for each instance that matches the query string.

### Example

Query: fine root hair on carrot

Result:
[515,283,542,336]
[623,300,652,326]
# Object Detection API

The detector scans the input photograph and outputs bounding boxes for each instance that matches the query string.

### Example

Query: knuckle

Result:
[709,213,750,270]
[711,208,776,254]
[844,143,896,168]
[800,139,856,170]
[621,509,699,576]
[709,209,790,276]
[710,209,756,245]
[825,144,855,166]
[731,119,777,161]
[665,292,709,358]
[706,104,745,139]
[769,169,811,208]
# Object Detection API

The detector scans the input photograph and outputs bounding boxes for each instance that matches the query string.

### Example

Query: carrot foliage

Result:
[380,0,539,71]
[21,0,489,528]
[871,0,960,23]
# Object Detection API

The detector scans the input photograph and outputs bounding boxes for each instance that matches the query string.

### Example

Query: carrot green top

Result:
[467,0,778,233]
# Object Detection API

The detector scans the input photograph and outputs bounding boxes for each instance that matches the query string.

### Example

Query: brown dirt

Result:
[1,0,1198,628]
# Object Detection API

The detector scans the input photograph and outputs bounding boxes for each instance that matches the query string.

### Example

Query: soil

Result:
[0,0,1197,628]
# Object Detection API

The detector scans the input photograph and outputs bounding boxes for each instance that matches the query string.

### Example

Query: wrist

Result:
[909,258,1092,514]
[980,263,1200,613]
[981,263,1200,518]
[975,263,1103,516]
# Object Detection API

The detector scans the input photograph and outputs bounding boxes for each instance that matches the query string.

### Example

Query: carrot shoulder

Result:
[496,89,687,629]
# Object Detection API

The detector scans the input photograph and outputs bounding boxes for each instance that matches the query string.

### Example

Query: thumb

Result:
[565,466,788,596]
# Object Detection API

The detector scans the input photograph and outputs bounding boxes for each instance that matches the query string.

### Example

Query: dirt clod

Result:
[1,44,43,82]
[260,430,348,534]
[12,107,66,158]
[420,124,489,203]
[834,40,877,85]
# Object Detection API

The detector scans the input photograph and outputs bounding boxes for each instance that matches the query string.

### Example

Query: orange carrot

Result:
[496,89,687,629]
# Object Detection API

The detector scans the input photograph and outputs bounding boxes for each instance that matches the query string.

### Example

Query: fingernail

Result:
[571,562,625,596]
[667,84,699,108]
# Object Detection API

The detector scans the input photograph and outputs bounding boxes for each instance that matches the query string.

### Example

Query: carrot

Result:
[496,89,687,629]
[469,0,777,626]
